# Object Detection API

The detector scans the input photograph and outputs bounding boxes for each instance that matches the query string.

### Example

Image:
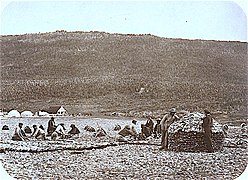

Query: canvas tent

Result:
[21,111,33,117]
[8,110,21,117]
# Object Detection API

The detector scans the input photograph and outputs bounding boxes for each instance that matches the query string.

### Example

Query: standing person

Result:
[12,123,29,141]
[154,118,162,138]
[160,108,179,150]
[47,117,56,136]
[202,110,214,153]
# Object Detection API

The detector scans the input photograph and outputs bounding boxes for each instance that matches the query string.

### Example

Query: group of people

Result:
[117,115,162,141]
[118,107,214,152]
[12,117,80,141]
[12,123,46,141]
[11,109,215,152]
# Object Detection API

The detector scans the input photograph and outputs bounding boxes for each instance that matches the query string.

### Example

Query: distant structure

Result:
[7,110,21,117]
[36,111,48,117]
[21,111,33,117]
[45,106,67,116]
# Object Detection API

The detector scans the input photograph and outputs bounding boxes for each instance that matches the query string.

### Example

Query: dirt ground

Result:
[0,117,247,179]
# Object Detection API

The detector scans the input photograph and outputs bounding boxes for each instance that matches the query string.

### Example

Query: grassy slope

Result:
[0,31,247,115]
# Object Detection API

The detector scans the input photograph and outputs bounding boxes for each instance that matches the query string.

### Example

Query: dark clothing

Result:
[47,119,56,136]
[119,125,136,137]
[24,126,32,133]
[153,121,161,138]
[141,124,152,138]
[12,127,27,141]
[31,127,38,137]
[68,126,80,135]
[145,119,154,133]
[202,114,214,152]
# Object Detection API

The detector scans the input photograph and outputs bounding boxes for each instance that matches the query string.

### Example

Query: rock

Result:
[2,125,9,130]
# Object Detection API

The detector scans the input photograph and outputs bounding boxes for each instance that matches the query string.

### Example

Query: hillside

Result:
[0,31,247,116]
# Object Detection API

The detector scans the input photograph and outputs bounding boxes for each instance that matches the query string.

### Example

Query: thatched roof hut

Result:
[168,112,225,152]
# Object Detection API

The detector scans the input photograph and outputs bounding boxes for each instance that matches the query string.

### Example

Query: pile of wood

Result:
[168,112,225,152]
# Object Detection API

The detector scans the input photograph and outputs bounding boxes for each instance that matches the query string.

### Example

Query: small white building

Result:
[57,106,67,116]
[45,106,67,116]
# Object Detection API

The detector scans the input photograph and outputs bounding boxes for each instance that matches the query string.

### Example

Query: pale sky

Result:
[0,0,247,42]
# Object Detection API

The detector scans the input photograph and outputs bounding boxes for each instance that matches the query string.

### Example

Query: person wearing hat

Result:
[160,108,179,150]
[47,117,56,136]
[202,110,214,152]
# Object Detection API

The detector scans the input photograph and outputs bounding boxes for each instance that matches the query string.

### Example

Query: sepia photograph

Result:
[0,0,247,179]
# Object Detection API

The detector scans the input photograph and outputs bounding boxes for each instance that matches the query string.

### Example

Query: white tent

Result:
[8,110,21,117]
[21,111,33,117]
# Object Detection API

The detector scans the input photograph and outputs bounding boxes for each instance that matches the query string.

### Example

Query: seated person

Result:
[145,116,154,133]
[12,123,29,141]
[33,125,46,140]
[118,125,137,138]
[24,126,32,134]
[141,124,153,138]
[30,125,38,137]
[68,124,80,135]
[51,123,66,140]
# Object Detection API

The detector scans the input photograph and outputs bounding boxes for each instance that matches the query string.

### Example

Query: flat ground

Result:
[0,117,247,179]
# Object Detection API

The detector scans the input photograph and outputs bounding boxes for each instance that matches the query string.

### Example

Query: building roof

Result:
[58,106,66,113]
[45,106,61,114]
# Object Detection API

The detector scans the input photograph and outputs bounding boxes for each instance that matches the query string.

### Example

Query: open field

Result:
[0,117,247,179]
